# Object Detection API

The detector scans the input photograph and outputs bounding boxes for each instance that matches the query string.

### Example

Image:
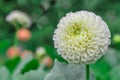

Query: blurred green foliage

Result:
[0,0,120,80]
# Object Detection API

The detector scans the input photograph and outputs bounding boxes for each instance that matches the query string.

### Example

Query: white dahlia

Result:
[53,11,111,64]
[6,10,32,28]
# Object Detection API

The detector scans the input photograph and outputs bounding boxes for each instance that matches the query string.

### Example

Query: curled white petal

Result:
[53,10,111,64]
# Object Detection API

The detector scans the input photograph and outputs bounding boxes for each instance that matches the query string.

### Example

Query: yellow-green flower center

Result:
[64,22,94,51]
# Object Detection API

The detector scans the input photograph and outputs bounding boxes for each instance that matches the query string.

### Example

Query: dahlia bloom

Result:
[53,11,111,64]
[6,10,32,28]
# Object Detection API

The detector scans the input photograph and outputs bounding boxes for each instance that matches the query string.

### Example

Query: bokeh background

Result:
[0,0,120,80]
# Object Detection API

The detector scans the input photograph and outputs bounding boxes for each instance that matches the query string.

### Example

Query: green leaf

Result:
[110,65,120,80]
[13,75,27,80]
[21,59,39,74]
[103,48,120,67]
[91,59,110,80]
[44,59,94,80]
[12,54,33,78]
[0,66,11,80]
[5,57,20,73]
[90,48,120,80]
[0,40,11,54]
[44,46,67,62]
[14,69,47,80]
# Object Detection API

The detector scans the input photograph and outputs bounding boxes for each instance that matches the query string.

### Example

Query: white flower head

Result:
[36,47,46,56]
[53,11,111,64]
[6,10,32,28]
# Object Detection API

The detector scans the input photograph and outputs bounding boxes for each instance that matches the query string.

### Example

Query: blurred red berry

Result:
[17,28,31,41]
[7,46,20,59]
[42,57,53,68]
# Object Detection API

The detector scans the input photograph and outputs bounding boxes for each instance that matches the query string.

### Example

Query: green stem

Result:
[13,21,20,47]
[13,31,18,46]
[86,65,90,80]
